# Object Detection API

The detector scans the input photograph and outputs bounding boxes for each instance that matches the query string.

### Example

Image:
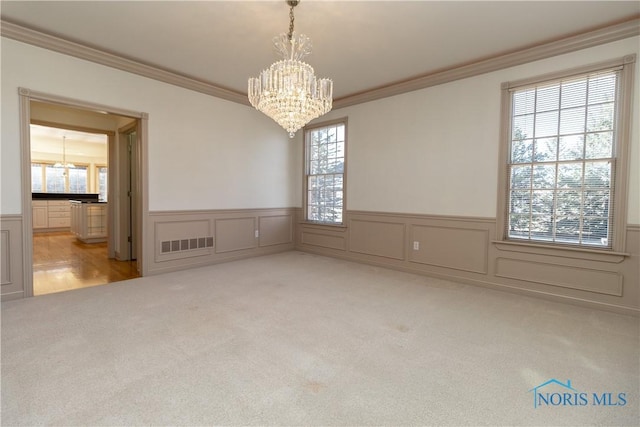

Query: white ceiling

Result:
[30,124,108,158]
[2,1,639,100]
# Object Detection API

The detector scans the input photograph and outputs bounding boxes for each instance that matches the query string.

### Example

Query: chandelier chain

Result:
[288,3,295,40]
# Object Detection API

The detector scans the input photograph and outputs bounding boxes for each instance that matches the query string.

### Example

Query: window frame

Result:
[303,117,348,226]
[497,55,635,254]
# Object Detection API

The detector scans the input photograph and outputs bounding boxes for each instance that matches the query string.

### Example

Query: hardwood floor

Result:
[33,231,139,296]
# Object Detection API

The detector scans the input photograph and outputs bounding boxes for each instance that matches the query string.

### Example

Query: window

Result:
[304,120,346,224]
[31,163,43,192]
[33,163,89,194]
[68,166,88,193]
[45,165,65,193]
[500,56,635,251]
[98,166,108,201]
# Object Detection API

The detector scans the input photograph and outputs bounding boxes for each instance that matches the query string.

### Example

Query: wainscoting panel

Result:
[349,219,405,260]
[1,230,11,285]
[301,230,347,251]
[215,217,256,254]
[495,257,623,296]
[147,208,295,275]
[1,215,24,300]
[295,210,639,315]
[409,225,489,274]
[259,214,293,247]
[154,219,212,262]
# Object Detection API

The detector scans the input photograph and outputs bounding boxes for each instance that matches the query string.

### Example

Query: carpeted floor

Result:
[1,251,638,426]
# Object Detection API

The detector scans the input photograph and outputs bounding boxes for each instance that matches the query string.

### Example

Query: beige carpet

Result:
[1,251,638,426]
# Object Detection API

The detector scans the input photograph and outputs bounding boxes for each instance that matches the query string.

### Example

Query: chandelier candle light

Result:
[248,0,333,138]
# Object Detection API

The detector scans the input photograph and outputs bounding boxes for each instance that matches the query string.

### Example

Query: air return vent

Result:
[161,236,214,253]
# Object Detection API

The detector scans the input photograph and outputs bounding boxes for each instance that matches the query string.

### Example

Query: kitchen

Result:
[30,103,140,295]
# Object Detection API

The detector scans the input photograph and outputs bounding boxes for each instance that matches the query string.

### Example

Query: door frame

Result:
[19,88,149,296]
[115,121,141,265]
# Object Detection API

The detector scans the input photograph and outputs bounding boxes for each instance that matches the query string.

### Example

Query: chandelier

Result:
[53,136,75,169]
[248,0,333,138]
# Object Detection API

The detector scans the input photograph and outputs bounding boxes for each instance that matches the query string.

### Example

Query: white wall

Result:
[3,36,638,222]
[310,36,640,223]
[1,38,296,214]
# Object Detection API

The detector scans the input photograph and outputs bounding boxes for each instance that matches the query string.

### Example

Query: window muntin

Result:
[305,121,346,224]
[506,70,619,248]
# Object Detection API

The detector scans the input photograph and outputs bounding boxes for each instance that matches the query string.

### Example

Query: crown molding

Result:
[2,17,638,110]
[0,20,250,107]
[333,16,640,109]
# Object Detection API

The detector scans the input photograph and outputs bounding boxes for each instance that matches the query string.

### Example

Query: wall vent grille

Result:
[161,236,213,253]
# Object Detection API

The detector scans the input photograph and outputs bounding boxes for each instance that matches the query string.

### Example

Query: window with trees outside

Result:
[501,56,635,251]
[33,163,89,194]
[304,120,346,224]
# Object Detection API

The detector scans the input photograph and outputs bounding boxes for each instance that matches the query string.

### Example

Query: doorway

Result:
[19,88,148,297]
[30,119,140,295]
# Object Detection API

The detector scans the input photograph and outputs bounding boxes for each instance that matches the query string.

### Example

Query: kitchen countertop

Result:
[32,192,99,202]
[69,200,107,204]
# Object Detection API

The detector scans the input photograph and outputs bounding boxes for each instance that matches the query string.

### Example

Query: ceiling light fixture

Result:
[53,136,75,169]
[248,0,333,138]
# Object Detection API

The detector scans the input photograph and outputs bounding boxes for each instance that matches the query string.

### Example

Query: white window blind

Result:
[507,69,619,248]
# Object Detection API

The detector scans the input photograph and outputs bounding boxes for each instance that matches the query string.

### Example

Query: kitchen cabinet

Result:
[47,200,71,228]
[32,201,48,229]
[70,201,107,243]
[32,200,71,231]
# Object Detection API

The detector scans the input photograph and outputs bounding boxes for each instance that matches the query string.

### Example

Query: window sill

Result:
[492,240,628,263]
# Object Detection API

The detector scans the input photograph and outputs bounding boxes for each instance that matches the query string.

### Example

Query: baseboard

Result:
[146,244,294,276]
[33,227,70,233]
[1,290,25,302]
